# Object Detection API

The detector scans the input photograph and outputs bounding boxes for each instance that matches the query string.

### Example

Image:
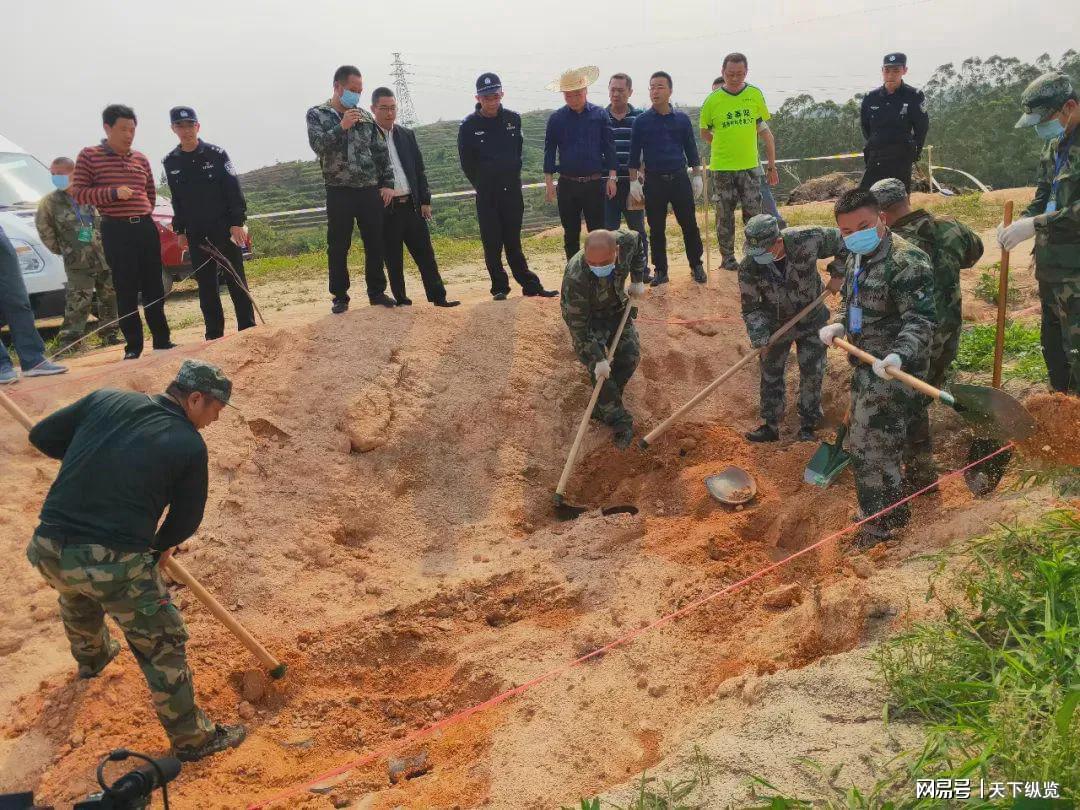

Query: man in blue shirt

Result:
[544,66,618,259]
[628,72,706,285]
[605,73,650,281]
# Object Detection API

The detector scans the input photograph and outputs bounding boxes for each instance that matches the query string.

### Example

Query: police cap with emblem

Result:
[169,106,199,124]
[882,53,907,68]
[475,73,502,96]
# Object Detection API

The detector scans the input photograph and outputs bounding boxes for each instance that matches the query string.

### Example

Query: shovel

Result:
[640,288,833,448]
[554,298,640,520]
[0,388,288,679]
[831,337,1035,442]
[804,418,851,487]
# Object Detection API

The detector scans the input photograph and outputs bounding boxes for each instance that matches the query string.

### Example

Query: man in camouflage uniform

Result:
[26,360,245,761]
[561,229,646,448]
[34,157,120,350]
[1000,72,1080,394]
[820,189,936,545]
[739,214,847,443]
[872,177,984,486]
[307,64,396,313]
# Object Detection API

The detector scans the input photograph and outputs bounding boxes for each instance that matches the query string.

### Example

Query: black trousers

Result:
[475,184,543,296]
[382,198,448,304]
[643,171,704,273]
[325,185,386,303]
[557,177,606,259]
[100,216,170,356]
[860,146,915,193]
[186,229,256,340]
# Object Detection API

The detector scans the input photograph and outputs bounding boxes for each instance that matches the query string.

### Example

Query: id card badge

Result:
[1045,199,1058,214]
[77,226,93,243]
[848,305,863,334]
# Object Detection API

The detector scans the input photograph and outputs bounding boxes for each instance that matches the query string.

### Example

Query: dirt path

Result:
[0,205,1060,808]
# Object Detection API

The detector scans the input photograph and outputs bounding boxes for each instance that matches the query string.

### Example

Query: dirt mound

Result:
[1019,392,1080,467]
[786,172,858,204]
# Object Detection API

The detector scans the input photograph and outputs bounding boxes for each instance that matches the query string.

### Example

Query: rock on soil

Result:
[388,750,432,784]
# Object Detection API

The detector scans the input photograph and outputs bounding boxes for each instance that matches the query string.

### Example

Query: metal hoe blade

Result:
[948,384,1036,441]
[705,466,758,505]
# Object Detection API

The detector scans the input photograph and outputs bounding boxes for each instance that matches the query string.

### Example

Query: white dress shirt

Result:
[380,125,411,197]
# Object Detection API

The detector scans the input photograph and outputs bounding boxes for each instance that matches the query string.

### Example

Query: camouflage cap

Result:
[869,178,908,209]
[744,214,781,254]
[1015,72,1074,128]
[174,359,232,404]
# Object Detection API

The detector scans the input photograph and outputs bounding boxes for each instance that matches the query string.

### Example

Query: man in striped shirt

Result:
[72,104,173,359]
[605,73,650,282]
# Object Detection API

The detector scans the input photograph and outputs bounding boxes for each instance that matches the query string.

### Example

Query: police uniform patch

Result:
[225,161,237,176]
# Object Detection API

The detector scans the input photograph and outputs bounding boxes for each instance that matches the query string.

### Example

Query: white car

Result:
[0,135,68,319]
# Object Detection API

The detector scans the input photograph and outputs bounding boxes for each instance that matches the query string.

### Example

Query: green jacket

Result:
[34,189,107,270]
[891,208,982,329]
[560,228,643,364]
[834,232,937,368]
[738,225,847,346]
[30,390,208,552]
[1023,130,1080,282]
[305,100,394,189]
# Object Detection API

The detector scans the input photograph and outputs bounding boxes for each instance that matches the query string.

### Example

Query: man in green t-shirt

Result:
[699,53,779,271]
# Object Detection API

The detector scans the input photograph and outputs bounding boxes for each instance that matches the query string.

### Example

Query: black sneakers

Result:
[691,264,707,284]
[396,297,413,306]
[649,272,669,287]
[369,293,397,308]
[525,288,559,298]
[331,298,349,314]
[745,424,779,443]
[175,723,248,762]
[493,292,509,301]
[434,299,461,308]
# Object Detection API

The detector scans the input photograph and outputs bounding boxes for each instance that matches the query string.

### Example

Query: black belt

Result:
[645,169,685,180]
[390,196,414,207]
[560,173,603,182]
[103,214,151,224]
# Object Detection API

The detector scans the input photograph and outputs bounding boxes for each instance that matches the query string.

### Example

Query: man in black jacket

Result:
[370,88,459,308]
[458,73,557,301]
[859,53,930,193]
[163,107,256,339]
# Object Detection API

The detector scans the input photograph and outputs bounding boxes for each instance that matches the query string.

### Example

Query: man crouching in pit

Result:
[561,228,647,448]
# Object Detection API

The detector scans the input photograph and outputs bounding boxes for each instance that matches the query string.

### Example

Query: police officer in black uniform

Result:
[859,53,930,193]
[163,106,256,340]
[457,73,557,301]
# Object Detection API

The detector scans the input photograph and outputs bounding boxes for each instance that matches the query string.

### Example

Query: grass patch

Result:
[972,262,1020,306]
[562,747,717,809]
[955,319,1047,384]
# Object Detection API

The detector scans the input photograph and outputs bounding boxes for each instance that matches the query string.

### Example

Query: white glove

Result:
[996,217,1036,251]
[593,359,611,380]
[872,352,902,380]
[628,281,646,298]
[629,179,644,202]
[818,323,846,347]
[691,174,704,198]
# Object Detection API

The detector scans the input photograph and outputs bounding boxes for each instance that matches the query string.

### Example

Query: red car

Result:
[153,197,253,295]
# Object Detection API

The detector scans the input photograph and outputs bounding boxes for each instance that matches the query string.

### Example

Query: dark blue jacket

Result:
[606,104,642,178]
[162,139,247,234]
[543,102,617,176]
[457,105,524,190]
[629,106,700,173]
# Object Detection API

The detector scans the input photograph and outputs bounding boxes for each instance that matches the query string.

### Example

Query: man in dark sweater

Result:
[25,359,245,762]
[458,72,556,300]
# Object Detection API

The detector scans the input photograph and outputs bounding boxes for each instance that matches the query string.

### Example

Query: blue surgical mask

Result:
[752,251,775,264]
[589,262,615,278]
[340,89,360,109]
[1034,117,1066,141]
[844,226,882,255]
[51,174,70,191]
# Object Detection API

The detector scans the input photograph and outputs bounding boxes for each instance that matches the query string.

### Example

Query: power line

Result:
[390,52,418,126]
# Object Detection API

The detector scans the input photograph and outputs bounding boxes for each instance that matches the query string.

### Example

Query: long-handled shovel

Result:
[831,337,1035,442]
[966,200,1015,495]
[553,298,639,520]
[0,389,287,679]
[640,288,833,449]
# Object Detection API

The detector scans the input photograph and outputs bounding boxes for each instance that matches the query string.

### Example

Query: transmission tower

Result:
[390,52,418,126]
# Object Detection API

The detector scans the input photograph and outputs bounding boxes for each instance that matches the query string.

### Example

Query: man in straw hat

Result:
[25,359,247,761]
[544,66,618,260]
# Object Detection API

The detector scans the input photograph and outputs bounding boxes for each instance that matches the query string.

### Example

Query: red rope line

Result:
[246,440,1016,809]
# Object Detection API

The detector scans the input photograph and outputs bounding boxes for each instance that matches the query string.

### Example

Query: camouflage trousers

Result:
[583,320,640,428]
[758,323,826,429]
[1039,278,1080,394]
[708,169,762,262]
[848,360,929,530]
[904,316,961,485]
[26,534,215,751]
[59,262,119,347]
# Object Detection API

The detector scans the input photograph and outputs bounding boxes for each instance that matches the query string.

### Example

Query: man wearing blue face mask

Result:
[1000,72,1080,394]
[560,229,646,449]
[739,214,846,443]
[307,65,397,313]
[35,157,120,351]
[819,189,935,547]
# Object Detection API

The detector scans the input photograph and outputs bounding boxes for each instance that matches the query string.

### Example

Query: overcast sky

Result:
[2,0,1074,178]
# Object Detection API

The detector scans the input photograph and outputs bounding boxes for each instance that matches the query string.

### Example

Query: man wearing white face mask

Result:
[1001,72,1080,394]
[560,229,646,449]
[820,188,935,547]
[307,65,397,313]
